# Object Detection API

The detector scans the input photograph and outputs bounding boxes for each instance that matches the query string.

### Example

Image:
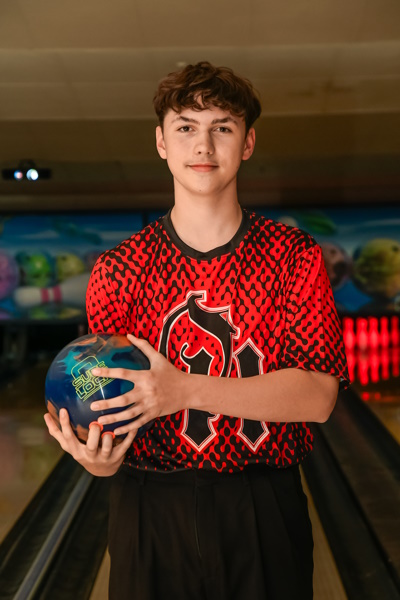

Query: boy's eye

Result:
[178,126,192,132]
[216,127,231,133]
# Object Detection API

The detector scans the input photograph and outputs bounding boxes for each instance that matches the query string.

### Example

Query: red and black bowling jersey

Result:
[86,209,349,472]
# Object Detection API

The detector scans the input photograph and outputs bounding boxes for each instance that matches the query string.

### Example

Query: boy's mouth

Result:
[188,163,218,172]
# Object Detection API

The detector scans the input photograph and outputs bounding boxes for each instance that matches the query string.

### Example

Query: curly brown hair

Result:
[153,61,262,132]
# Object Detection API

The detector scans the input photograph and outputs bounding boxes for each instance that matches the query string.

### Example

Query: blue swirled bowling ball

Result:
[45,333,154,443]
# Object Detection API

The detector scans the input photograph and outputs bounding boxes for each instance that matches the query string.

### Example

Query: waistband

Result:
[119,464,298,486]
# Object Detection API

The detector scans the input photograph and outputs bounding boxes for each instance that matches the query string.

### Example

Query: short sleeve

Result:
[282,241,350,390]
[86,257,127,335]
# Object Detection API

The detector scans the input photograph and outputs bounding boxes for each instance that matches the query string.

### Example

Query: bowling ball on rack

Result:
[0,251,20,300]
[45,333,154,444]
[16,251,54,287]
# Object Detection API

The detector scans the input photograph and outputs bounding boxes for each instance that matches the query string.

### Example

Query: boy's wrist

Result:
[180,372,206,412]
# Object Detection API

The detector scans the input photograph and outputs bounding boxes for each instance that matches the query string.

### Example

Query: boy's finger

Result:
[127,334,156,362]
[113,430,136,459]
[44,413,63,440]
[86,421,103,452]
[101,431,115,457]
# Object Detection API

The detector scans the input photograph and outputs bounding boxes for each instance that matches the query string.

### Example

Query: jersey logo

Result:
[159,291,270,453]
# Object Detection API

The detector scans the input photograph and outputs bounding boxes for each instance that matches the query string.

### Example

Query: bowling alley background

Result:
[0,212,142,321]
[1,204,399,321]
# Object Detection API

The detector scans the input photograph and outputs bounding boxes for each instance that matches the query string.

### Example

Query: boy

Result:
[45,61,349,600]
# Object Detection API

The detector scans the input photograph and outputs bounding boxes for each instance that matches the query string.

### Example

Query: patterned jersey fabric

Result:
[86,209,349,472]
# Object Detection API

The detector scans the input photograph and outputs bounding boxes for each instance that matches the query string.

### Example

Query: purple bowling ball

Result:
[0,251,20,300]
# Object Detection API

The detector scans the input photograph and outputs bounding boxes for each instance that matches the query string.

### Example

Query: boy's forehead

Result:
[165,106,244,125]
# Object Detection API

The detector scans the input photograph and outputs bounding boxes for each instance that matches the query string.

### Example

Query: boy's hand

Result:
[89,334,189,436]
[44,408,136,477]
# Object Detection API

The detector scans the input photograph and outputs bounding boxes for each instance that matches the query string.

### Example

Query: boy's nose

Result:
[194,133,214,154]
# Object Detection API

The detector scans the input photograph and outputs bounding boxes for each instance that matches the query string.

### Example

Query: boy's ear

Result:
[156,126,167,159]
[242,128,256,161]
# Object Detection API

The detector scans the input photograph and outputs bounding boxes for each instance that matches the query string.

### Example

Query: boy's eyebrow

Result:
[171,115,239,126]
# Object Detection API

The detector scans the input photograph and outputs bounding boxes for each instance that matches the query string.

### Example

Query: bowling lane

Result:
[352,354,400,444]
[368,401,400,444]
[0,358,63,542]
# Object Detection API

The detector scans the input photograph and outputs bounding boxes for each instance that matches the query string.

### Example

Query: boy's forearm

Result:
[182,368,339,423]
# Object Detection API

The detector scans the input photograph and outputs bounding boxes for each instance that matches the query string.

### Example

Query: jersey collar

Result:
[162,208,251,260]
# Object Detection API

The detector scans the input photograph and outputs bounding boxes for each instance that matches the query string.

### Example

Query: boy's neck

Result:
[170,199,243,253]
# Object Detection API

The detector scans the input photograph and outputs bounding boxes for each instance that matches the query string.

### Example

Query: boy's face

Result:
[156,105,255,200]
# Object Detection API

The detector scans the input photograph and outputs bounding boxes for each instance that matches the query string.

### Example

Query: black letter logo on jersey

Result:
[159,290,270,453]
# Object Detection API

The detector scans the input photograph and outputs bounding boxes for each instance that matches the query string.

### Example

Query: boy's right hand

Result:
[44,408,136,477]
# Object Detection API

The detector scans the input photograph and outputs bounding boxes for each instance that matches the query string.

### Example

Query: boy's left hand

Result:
[90,334,189,435]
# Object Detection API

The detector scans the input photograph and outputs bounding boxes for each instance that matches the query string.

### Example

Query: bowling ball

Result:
[45,333,154,443]
[16,251,54,287]
[56,252,86,282]
[84,250,102,271]
[320,242,352,291]
[0,251,20,300]
[353,238,400,299]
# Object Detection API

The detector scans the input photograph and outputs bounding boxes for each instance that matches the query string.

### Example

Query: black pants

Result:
[108,465,314,600]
